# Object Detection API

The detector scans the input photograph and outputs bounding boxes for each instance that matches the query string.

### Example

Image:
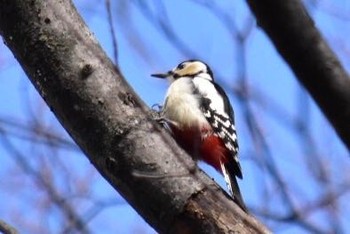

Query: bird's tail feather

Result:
[220,161,248,212]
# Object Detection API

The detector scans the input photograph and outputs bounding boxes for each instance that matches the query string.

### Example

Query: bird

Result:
[151,59,247,212]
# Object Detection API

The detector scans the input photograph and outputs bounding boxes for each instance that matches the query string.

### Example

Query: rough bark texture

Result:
[0,220,18,234]
[246,0,350,150]
[0,0,270,233]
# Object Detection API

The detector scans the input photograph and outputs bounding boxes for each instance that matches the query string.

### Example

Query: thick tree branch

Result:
[0,220,18,234]
[246,0,350,150]
[0,0,269,233]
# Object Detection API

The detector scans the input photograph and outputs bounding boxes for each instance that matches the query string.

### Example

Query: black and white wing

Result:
[198,81,247,212]
[200,82,242,178]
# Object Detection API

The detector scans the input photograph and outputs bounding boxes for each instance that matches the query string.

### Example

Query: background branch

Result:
[246,0,350,149]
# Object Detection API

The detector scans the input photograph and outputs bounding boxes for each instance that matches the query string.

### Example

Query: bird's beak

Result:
[151,71,171,79]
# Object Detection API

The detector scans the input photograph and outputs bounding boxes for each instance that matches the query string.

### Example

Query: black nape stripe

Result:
[205,64,214,79]
[177,63,185,70]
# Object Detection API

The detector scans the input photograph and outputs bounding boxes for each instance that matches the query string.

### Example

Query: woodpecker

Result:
[152,60,247,212]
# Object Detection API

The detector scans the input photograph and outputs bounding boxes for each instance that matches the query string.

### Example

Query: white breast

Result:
[163,78,208,128]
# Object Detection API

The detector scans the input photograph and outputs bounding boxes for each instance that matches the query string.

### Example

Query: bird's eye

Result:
[177,63,185,70]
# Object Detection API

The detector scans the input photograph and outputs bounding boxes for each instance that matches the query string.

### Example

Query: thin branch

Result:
[0,117,78,151]
[105,0,118,63]
[132,1,199,58]
[0,129,89,234]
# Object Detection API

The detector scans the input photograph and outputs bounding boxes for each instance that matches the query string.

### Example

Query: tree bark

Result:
[246,0,350,150]
[0,220,18,234]
[0,0,270,233]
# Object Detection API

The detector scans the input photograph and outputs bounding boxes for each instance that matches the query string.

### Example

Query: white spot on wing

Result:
[220,161,233,195]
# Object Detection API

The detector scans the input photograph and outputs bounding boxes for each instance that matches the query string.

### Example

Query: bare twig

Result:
[105,0,119,63]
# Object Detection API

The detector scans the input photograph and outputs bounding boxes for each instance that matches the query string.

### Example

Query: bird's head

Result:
[152,60,214,82]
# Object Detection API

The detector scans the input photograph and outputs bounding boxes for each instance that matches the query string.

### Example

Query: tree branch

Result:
[246,0,350,150]
[0,220,18,234]
[0,0,269,233]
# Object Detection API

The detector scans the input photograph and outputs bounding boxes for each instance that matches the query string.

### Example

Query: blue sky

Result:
[0,0,349,233]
